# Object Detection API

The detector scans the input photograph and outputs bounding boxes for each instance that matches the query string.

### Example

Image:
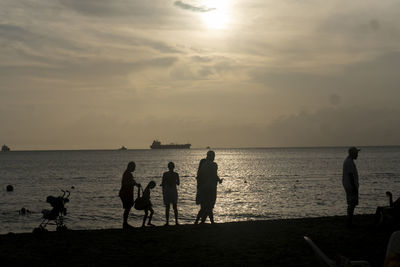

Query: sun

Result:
[201,0,230,30]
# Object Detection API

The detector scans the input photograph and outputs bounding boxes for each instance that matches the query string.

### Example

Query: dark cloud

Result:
[0,24,32,42]
[174,1,215,13]
[0,23,89,62]
[58,0,117,16]
[0,56,178,93]
[250,51,400,96]
[198,67,214,78]
[263,107,400,147]
[329,94,341,106]
[58,0,165,17]
[91,30,182,54]
[369,19,380,31]
[190,56,213,62]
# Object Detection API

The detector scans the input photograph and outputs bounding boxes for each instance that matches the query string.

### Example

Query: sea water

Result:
[1,147,400,234]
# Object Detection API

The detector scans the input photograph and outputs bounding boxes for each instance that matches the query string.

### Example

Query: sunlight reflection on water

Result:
[1,147,400,233]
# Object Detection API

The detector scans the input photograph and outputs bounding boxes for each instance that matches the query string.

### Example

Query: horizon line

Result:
[2,144,400,152]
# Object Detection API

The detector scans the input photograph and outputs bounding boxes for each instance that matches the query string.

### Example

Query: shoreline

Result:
[0,214,395,266]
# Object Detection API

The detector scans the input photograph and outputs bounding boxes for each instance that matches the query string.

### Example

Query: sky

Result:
[1,0,400,150]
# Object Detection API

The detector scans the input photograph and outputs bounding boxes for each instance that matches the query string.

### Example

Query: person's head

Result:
[387,191,393,198]
[206,150,215,161]
[168,162,175,171]
[348,147,360,159]
[126,161,136,172]
[148,181,156,189]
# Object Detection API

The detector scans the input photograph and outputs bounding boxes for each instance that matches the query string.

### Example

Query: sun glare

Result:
[201,0,230,30]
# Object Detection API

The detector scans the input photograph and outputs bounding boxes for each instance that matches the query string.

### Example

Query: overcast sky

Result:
[1,0,400,149]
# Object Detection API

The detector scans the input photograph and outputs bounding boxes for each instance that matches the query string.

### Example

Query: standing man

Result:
[119,161,141,229]
[342,147,361,228]
[195,151,223,224]
[161,162,180,226]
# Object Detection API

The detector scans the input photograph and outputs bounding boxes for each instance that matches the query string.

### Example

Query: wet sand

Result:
[0,215,394,266]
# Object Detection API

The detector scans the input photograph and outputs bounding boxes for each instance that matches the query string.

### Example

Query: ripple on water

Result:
[1,147,400,233]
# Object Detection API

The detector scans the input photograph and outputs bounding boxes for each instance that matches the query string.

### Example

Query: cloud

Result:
[0,24,32,42]
[329,94,341,106]
[174,1,215,13]
[58,0,167,18]
[2,0,400,149]
[248,51,400,110]
[262,107,400,147]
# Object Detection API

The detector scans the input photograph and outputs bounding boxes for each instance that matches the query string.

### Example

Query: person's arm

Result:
[134,179,141,188]
[215,163,223,184]
[176,173,180,186]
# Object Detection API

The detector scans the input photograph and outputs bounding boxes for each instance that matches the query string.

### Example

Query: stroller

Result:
[33,190,71,233]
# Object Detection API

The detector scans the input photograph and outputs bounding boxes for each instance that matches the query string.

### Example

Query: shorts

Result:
[163,189,178,205]
[346,192,359,206]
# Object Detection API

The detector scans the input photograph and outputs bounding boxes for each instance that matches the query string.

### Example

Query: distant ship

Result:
[150,140,191,149]
[2,144,10,152]
[118,146,127,151]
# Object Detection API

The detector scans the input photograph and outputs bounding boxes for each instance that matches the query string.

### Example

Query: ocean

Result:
[1,146,400,234]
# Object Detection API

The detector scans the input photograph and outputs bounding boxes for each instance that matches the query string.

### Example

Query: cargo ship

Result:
[150,140,191,149]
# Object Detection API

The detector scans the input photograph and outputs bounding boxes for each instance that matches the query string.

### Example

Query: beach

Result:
[0,214,394,266]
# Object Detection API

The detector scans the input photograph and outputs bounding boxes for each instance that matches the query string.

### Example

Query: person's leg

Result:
[123,207,132,228]
[347,203,355,226]
[165,204,170,225]
[201,205,209,224]
[173,203,179,225]
[123,208,130,224]
[142,210,148,227]
[148,207,154,226]
[195,205,204,224]
[209,208,214,224]
[195,210,201,224]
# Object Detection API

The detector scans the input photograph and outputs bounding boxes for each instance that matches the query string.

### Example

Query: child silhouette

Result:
[141,181,156,227]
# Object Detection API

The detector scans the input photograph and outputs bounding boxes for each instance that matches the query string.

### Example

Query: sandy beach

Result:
[0,214,395,266]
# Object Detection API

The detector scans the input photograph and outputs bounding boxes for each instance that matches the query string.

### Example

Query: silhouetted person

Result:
[119,161,141,229]
[195,159,206,202]
[141,181,156,227]
[19,207,31,215]
[195,151,222,224]
[161,162,180,226]
[195,158,206,224]
[342,147,360,227]
[374,191,400,227]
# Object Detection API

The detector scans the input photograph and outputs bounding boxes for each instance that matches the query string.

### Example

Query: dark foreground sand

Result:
[0,215,395,266]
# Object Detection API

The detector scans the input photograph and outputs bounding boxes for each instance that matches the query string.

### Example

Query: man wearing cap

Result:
[342,147,361,227]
